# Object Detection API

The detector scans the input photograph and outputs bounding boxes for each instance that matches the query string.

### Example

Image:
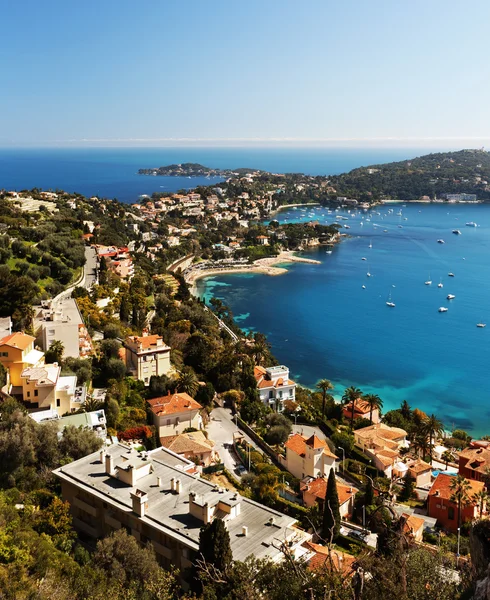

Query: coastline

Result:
[271,202,320,216]
[187,250,321,295]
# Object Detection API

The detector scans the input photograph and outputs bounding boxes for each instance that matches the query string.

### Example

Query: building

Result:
[304,541,355,574]
[124,333,172,385]
[33,298,84,358]
[148,392,202,437]
[459,447,490,483]
[159,431,216,467]
[300,476,358,518]
[401,513,425,542]
[29,408,107,439]
[427,473,485,532]
[444,193,477,202]
[0,317,12,338]
[53,444,312,580]
[0,331,78,415]
[407,459,433,488]
[343,398,380,424]
[282,433,337,480]
[254,365,296,411]
[354,423,408,453]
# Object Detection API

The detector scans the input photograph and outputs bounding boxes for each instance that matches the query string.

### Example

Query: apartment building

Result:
[124,333,172,385]
[54,444,312,580]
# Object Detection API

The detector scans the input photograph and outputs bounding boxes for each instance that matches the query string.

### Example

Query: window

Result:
[57,399,61,407]
[166,419,171,426]
[27,391,30,398]
[448,506,455,520]
[0,352,7,357]
[289,389,293,397]
[269,391,274,399]
[34,390,38,397]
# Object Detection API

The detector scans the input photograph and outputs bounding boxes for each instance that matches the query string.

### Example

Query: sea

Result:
[1,145,487,434]
[196,203,490,437]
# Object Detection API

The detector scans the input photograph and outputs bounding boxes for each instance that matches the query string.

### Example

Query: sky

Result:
[2,0,490,147]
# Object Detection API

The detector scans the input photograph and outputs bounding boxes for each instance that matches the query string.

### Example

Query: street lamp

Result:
[457,527,461,567]
[337,446,345,474]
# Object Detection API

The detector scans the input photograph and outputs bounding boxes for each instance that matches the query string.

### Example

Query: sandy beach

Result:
[187,250,321,293]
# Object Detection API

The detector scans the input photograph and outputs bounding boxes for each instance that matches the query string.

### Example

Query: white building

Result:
[281,433,337,480]
[254,365,296,411]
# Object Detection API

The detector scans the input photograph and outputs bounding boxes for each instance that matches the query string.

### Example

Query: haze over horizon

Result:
[2,0,490,148]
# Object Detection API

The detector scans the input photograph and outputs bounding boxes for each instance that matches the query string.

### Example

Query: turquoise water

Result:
[196,203,490,436]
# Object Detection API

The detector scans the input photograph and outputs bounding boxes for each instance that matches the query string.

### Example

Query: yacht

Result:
[477,323,486,328]
[361,257,367,261]
[466,222,478,227]
[452,229,461,234]
[362,285,366,289]
[367,265,371,277]
[386,292,395,307]
[447,294,455,300]
[326,250,332,254]
[438,307,448,312]
[344,225,350,229]
[448,272,455,277]
[437,239,445,244]
[437,279,443,288]
[425,273,432,285]
[368,241,373,248]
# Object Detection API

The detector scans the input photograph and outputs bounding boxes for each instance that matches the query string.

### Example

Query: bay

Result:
[196,203,490,436]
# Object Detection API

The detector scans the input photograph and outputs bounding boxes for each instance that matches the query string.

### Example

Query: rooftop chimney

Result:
[100,449,106,463]
[242,526,248,537]
[105,453,115,476]
[156,476,162,488]
[170,477,176,492]
[175,479,182,494]
[130,489,148,517]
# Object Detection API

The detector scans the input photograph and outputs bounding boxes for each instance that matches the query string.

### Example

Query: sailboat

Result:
[386,291,395,307]
[477,322,486,328]
[425,273,432,285]
[437,278,443,288]
[368,240,373,249]
[367,264,371,277]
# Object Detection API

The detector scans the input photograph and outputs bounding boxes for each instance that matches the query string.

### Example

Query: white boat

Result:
[447,294,455,300]
[425,273,432,285]
[361,257,367,261]
[437,279,443,288]
[326,250,332,254]
[448,272,455,277]
[466,222,478,227]
[477,323,486,328]
[438,307,448,312]
[386,291,395,307]
[452,229,461,234]
[367,264,371,277]
[437,239,445,244]
[362,285,366,289]
[368,240,372,248]
[344,225,350,229]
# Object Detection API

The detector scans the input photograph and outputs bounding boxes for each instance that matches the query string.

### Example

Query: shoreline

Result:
[187,250,321,294]
[270,202,321,216]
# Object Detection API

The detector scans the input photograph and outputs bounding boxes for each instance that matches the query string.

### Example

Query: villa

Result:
[282,433,337,480]
[147,392,203,437]
[124,333,172,385]
[254,365,296,411]
[343,398,380,424]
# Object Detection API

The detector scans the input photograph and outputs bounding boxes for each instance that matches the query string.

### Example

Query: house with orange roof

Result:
[302,541,355,574]
[301,476,358,518]
[148,392,203,437]
[159,431,216,466]
[282,433,337,480]
[407,459,433,488]
[401,512,425,542]
[254,365,296,411]
[459,447,490,484]
[124,332,172,385]
[343,397,380,423]
[354,423,408,453]
[428,473,485,532]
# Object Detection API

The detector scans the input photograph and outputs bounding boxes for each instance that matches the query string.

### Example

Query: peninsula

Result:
[138,162,261,177]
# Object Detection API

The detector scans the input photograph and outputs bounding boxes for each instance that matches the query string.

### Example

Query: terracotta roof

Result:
[302,477,358,505]
[303,541,355,574]
[408,459,432,475]
[343,397,372,415]
[428,473,484,501]
[254,365,296,390]
[460,447,490,474]
[401,513,425,535]
[285,433,337,459]
[0,332,35,350]
[355,422,407,441]
[148,392,202,417]
[372,448,399,467]
[126,334,167,350]
[160,431,214,455]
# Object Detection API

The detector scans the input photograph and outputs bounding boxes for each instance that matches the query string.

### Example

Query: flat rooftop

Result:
[54,444,308,561]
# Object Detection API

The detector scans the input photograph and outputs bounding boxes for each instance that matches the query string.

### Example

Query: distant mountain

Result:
[327,149,490,201]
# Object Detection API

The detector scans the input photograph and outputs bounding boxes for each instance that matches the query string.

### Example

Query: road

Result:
[83,246,98,289]
[207,407,260,479]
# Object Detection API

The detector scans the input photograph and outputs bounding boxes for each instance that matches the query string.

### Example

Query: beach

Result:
[187,251,321,293]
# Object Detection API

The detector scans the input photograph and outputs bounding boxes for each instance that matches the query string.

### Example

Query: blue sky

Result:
[2,0,490,147]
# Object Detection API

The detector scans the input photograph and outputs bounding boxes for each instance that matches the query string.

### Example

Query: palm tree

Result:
[450,475,471,530]
[441,450,454,470]
[423,414,444,465]
[316,379,334,419]
[177,369,199,397]
[83,396,103,412]
[364,393,383,424]
[48,340,64,363]
[342,386,363,430]
[252,340,268,365]
[472,489,488,518]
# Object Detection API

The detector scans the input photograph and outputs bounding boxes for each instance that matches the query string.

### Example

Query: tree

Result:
[423,414,444,465]
[322,469,340,542]
[364,393,383,423]
[472,488,488,519]
[331,430,354,453]
[342,386,362,430]
[400,399,411,421]
[263,412,292,446]
[59,425,103,460]
[450,474,471,530]
[100,338,121,360]
[45,340,64,364]
[198,518,233,574]
[316,379,334,419]
[399,473,415,502]
[441,450,454,469]
[365,476,375,507]
[177,368,199,397]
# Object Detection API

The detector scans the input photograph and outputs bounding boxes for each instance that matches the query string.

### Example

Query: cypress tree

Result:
[198,519,233,573]
[322,469,341,542]
[365,477,374,507]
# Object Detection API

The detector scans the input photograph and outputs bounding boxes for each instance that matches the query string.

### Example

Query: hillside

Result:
[327,149,490,201]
